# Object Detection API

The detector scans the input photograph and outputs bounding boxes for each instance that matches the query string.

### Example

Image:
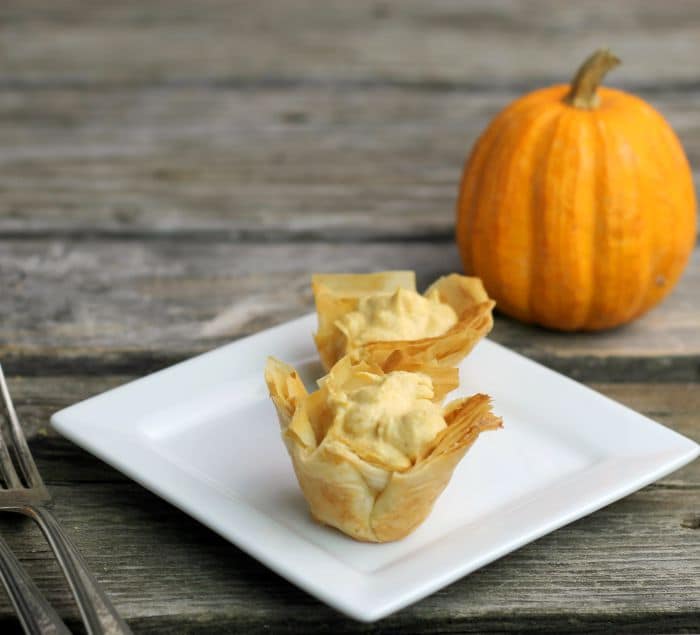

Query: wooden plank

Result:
[6,375,700,487]
[6,374,700,478]
[1,1,700,87]
[22,375,700,485]
[0,240,698,379]
[0,377,696,632]
[0,87,697,239]
[0,480,696,633]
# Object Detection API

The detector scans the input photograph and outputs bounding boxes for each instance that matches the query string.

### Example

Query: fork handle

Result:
[0,532,70,635]
[22,506,132,635]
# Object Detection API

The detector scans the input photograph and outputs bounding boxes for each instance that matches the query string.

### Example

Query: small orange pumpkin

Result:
[456,49,696,331]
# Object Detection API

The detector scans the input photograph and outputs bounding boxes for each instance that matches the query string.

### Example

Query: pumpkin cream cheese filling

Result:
[335,287,458,356]
[312,272,495,371]
[323,368,447,472]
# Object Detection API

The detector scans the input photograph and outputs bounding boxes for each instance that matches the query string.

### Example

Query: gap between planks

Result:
[3,76,700,95]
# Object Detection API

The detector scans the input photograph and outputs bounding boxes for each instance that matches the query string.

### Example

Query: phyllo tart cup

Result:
[265,356,501,542]
[312,271,495,371]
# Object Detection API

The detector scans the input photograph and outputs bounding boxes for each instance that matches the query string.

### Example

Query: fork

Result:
[0,365,132,634]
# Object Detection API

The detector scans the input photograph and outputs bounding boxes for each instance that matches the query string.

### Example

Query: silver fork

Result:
[0,365,132,634]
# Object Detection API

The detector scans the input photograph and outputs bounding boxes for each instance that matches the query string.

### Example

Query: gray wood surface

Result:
[0,1,698,632]
[1,241,698,380]
[0,88,699,241]
[0,377,698,634]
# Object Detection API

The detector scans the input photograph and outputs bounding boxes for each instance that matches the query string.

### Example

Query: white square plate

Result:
[51,314,699,622]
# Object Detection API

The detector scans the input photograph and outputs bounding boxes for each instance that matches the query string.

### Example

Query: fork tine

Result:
[0,364,43,489]
[0,433,22,489]
[0,365,23,489]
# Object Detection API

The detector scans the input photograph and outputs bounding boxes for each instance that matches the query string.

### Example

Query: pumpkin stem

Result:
[565,48,620,109]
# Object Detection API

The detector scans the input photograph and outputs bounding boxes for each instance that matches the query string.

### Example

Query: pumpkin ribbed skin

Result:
[456,84,696,331]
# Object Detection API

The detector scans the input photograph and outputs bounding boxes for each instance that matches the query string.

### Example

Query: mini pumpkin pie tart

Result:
[311,271,495,371]
[265,355,501,542]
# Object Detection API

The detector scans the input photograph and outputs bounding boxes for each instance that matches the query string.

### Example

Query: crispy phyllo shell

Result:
[265,356,501,542]
[312,272,495,371]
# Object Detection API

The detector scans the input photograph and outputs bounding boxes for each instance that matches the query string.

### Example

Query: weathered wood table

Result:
[0,1,698,632]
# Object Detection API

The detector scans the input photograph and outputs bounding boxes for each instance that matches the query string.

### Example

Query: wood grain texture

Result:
[0,240,697,380]
[1,0,700,86]
[0,87,697,240]
[5,373,700,469]
[0,377,696,633]
[0,481,697,634]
